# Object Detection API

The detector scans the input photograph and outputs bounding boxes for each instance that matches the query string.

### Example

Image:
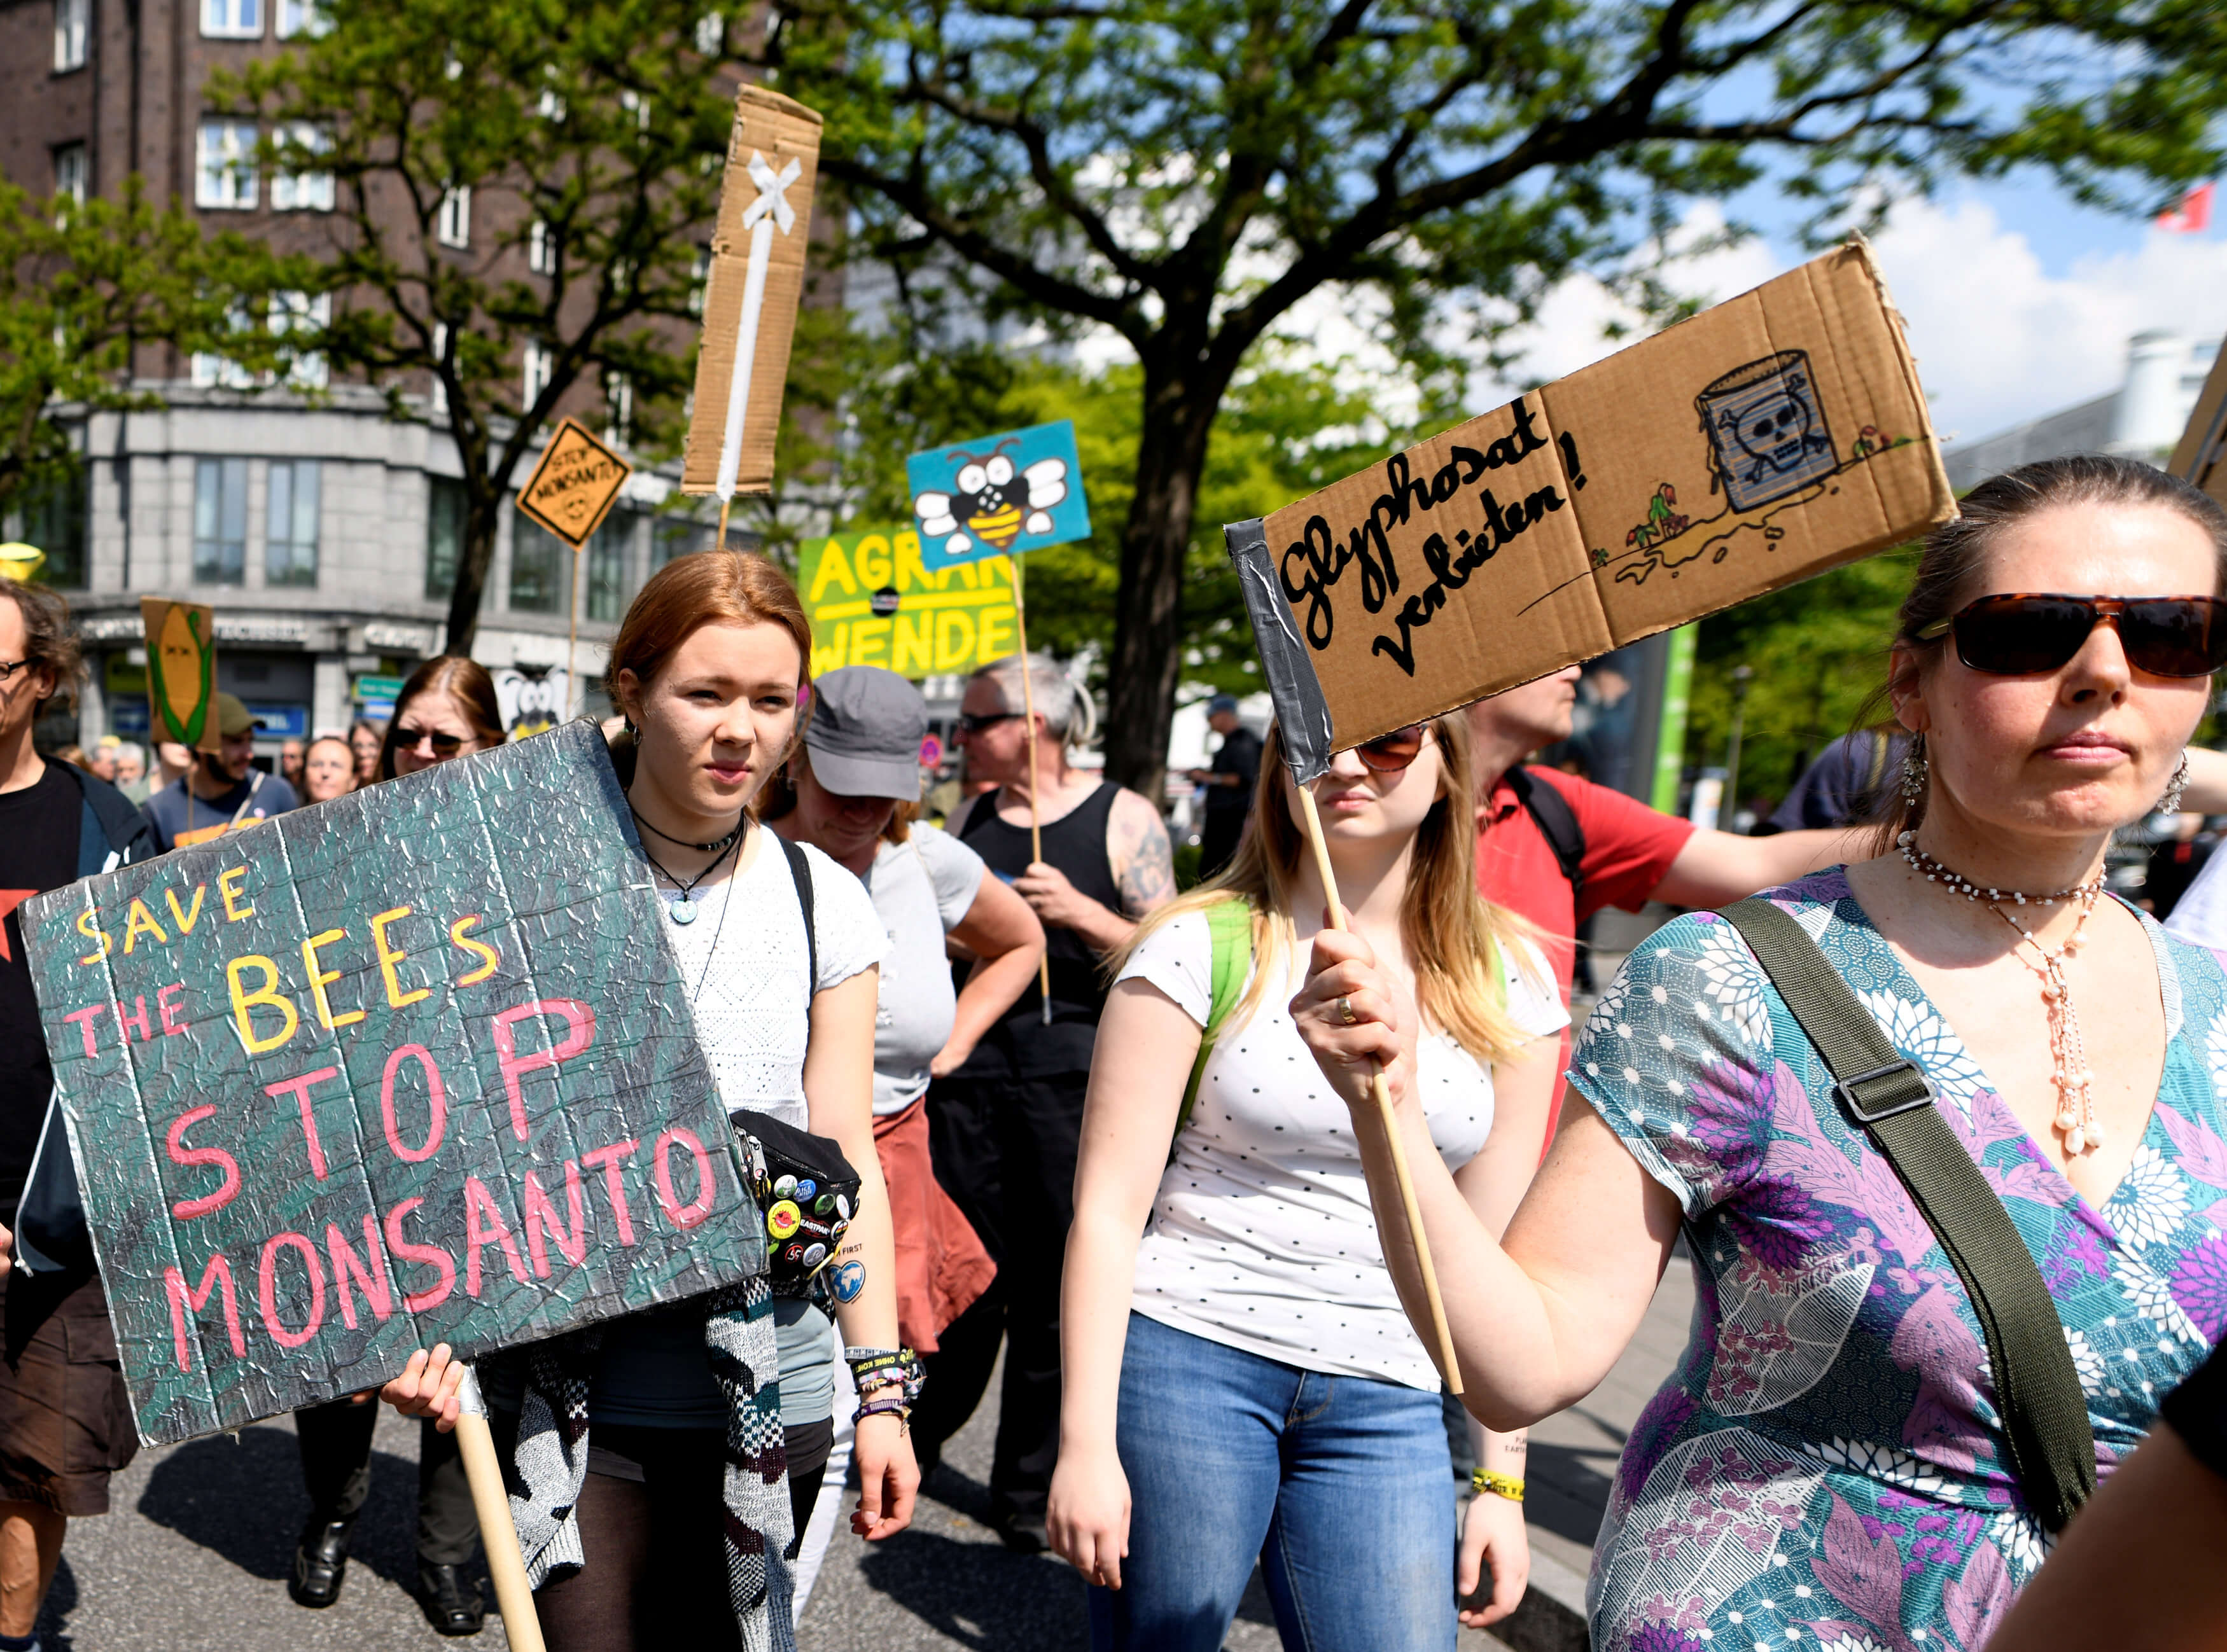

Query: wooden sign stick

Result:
[1009,557,1053,1024]
[566,544,583,720]
[1293,784,1464,1396]
[456,1365,547,1651]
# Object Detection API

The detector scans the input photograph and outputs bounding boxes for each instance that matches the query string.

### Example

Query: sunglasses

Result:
[394,725,468,757]
[1354,724,1428,772]
[1915,593,2227,679]
[956,711,1024,735]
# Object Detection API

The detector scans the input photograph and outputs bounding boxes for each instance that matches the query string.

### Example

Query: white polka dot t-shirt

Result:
[1117,910,1565,1391]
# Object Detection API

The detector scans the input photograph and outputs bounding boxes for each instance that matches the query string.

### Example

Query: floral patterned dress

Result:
[1568,869,2227,1652]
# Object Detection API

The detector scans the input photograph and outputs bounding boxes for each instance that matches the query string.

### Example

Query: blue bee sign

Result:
[907,420,1090,570]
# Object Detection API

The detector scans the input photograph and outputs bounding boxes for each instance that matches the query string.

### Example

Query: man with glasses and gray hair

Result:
[914,653,1175,1551]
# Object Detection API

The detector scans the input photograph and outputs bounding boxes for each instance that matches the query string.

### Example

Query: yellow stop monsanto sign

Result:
[517,419,632,550]
[797,528,1019,679]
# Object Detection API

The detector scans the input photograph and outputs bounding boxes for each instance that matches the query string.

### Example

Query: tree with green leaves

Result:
[220,0,745,651]
[0,177,281,536]
[754,0,2227,795]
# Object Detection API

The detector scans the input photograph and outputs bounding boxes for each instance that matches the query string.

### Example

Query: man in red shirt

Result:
[1472,669,1864,1128]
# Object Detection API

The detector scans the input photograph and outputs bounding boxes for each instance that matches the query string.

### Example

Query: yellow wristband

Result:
[1470,1468,1525,1503]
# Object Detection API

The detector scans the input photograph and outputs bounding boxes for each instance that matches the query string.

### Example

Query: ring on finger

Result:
[1336,995,1358,1025]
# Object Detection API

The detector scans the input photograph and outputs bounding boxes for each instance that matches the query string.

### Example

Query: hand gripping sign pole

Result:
[683,88,823,543]
[1226,240,1956,1394]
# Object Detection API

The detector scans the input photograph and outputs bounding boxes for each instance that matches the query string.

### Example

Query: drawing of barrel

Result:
[1696,350,1838,511]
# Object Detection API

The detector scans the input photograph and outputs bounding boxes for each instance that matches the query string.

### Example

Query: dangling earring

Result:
[1899,731,1929,810]
[2160,751,2191,814]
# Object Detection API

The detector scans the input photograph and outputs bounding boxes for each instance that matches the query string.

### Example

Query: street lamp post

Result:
[1724,664,1754,832]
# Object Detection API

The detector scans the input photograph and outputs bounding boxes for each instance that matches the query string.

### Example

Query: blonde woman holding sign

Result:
[1047,714,1563,1651]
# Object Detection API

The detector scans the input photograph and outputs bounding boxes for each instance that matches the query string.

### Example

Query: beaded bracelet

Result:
[1470,1468,1525,1503]
[853,1389,912,1429]
[844,1346,925,1405]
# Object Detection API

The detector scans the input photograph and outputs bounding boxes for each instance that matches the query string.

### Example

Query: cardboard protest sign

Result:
[20,722,761,1445]
[681,86,822,502]
[797,527,1020,677]
[141,597,216,751]
[1226,241,1954,779]
[907,420,1091,572]
[517,418,632,550]
[2170,337,2227,508]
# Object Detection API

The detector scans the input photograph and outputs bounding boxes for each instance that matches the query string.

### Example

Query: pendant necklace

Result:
[642,821,744,926]
[1899,831,2106,1155]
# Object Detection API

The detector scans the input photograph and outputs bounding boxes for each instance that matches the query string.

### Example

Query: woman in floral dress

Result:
[1290,455,2227,1651]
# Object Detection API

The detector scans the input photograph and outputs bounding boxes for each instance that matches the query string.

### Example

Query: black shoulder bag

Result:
[1719,898,2097,1532]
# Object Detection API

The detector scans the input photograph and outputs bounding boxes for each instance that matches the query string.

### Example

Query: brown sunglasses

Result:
[1353,724,1429,772]
[1915,593,2227,678]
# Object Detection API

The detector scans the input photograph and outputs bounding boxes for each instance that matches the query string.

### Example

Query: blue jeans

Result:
[1089,1312,1457,1652]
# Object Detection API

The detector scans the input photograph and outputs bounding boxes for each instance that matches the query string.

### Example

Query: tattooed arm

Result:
[1011,787,1175,952]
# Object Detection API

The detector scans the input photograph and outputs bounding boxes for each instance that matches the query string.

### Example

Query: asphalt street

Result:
[26,1258,1690,1650]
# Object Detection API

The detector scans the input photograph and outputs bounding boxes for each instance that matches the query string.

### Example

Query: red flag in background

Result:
[2159,182,2215,233]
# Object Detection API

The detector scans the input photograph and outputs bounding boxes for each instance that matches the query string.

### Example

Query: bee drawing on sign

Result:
[913,440,1068,559]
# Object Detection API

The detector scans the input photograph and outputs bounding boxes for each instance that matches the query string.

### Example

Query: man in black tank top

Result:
[914,656,1174,1548]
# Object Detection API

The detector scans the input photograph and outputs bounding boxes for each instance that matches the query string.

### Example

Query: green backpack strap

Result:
[1173,899,1255,1151]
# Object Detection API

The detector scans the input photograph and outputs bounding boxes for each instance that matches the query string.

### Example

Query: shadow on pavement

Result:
[1526,1438,1621,1552]
[32,1555,76,1651]
[132,1424,429,1593]
[856,1528,1088,1652]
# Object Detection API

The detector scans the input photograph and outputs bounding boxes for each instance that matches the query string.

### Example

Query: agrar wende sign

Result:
[22,723,762,1444]
[797,527,1020,678]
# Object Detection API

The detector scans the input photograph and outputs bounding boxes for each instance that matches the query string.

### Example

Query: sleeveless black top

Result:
[953,779,1123,1079]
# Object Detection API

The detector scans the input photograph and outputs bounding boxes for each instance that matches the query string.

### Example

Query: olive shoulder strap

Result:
[1719,898,2097,1531]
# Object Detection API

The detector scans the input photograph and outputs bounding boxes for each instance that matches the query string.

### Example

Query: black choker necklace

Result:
[631,805,746,856]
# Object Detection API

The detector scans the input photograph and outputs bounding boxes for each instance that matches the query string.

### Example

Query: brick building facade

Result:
[0,0,716,748]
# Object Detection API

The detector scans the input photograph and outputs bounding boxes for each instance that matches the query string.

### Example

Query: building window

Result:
[429,321,450,417]
[688,245,710,316]
[426,475,464,600]
[265,460,319,587]
[603,371,632,447]
[271,124,333,211]
[587,510,632,621]
[435,184,471,249]
[53,144,87,207]
[652,517,704,568]
[4,461,88,589]
[196,121,258,210]
[527,218,553,275]
[275,0,328,38]
[521,342,553,408]
[54,0,88,72]
[201,0,262,38]
[193,458,249,585]
[272,289,330,387]
[190,304,263,389]
[510,522,564,614]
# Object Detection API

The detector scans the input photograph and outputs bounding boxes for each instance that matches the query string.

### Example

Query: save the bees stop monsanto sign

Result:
[19,723,762,1445]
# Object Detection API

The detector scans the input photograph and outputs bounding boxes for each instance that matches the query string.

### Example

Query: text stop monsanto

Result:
[21,723,763,1445]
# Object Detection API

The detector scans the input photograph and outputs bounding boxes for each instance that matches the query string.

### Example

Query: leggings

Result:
[510,1416,832,1652]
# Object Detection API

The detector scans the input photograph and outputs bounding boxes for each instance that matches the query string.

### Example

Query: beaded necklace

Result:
[1897,831,2107,1156]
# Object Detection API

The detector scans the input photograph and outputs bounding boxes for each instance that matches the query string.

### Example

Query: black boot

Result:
[415,1561,486,1637]
[288,1516,355,1608]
